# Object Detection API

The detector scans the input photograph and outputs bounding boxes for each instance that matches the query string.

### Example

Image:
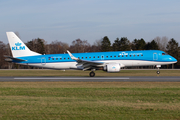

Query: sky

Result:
[0,0,180,45]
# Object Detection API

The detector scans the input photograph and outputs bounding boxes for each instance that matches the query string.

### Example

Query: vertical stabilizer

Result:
[6,32,41,58]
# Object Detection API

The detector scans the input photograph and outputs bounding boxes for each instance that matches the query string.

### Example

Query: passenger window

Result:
[110,56,112,57]
[56,58,58,60]
[48,58,50,60]
[137,55,139,56]
[68,58,69,59]
[133,55,135,57]
[60,58,62,60]
[82,57,83,59]
[52,58,54,60]
[93,56,95,58]
[64,58,66,59]
[122,55,124,57]
[118,55,120,57]
[130,55,131,57]
[89,57,91,58]
[126,55,128,57]
[141,54,143,56]
[98,56,99,58]
[106,56,108,58]
[162,53,165,55]
[114,56,116,57]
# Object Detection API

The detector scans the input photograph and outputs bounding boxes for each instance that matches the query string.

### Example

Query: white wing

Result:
[67,50,104,70]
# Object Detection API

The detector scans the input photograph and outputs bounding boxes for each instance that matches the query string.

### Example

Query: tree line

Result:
[0,35,179,69]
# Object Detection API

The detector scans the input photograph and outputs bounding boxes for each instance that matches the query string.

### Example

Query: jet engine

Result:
[104,63,121,72]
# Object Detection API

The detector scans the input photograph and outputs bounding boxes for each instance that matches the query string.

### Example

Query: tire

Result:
[89,71,95,77]
[156,71,160,74]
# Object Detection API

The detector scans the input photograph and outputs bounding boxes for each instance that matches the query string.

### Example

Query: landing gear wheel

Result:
[89,71,95,77]
[156,71,160,74]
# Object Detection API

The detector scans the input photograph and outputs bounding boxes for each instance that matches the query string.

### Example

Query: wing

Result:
[67,50,104,70]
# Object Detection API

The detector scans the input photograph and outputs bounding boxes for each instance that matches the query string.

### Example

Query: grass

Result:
[0,70,180,119]
[0,82,180,119]
[0,69,180,76]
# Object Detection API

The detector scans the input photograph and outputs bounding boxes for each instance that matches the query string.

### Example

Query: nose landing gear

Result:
[156,65,161,74]
[156,71,160,74]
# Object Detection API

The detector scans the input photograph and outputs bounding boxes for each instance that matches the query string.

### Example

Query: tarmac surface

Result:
[0,76,180,82]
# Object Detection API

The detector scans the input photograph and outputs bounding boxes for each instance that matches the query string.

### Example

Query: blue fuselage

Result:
[12,50,177,70]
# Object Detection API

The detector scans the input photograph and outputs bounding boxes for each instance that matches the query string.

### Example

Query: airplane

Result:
[5,32,177,77]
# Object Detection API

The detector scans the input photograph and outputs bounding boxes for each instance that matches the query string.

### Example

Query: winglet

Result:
[67,50,78,60]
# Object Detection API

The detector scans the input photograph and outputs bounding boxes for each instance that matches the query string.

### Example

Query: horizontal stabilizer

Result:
[4,55,26,62]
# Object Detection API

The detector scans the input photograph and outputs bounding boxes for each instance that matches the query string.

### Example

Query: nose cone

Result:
[170,56,177,63]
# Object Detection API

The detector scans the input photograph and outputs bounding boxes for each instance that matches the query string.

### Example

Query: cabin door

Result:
[153,53,158,60]
[41,57,46,65]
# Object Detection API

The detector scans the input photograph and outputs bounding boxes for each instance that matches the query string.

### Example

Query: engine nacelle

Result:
[104,63,121,72]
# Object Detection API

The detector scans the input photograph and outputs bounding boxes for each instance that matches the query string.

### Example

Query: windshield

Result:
[162,53,168,55]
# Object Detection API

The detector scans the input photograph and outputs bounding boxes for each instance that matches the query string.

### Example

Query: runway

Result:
[0,76,180,82]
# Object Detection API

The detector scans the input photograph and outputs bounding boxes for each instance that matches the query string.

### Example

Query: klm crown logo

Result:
[15,42,21,46]
[112,66,116,69]
[12,42,25,50]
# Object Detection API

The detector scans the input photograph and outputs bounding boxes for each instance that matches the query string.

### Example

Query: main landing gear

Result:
[89,71,95,77]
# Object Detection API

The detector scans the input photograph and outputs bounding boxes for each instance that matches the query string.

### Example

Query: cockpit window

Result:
[162,53,168,55]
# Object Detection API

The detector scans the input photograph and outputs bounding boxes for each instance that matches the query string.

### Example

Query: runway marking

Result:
[14,77,130,80]
[0,76,178,82]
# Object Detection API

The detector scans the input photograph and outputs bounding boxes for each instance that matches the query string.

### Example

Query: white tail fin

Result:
[6,32,41,58]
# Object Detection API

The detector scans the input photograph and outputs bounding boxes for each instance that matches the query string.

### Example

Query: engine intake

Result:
[104,63,121,72]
